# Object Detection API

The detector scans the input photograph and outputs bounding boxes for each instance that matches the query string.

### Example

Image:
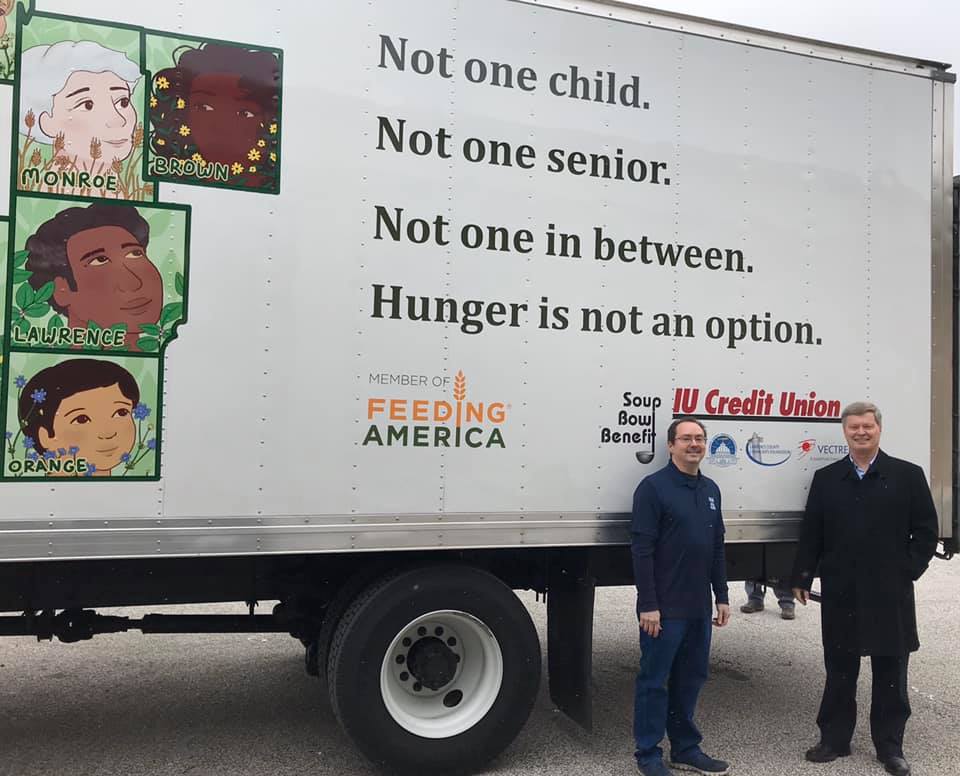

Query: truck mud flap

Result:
[547,549,596,731]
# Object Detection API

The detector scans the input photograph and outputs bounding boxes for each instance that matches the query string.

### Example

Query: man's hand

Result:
[792,587,809,605]
[713,603,730,627]
[639,609,661,638]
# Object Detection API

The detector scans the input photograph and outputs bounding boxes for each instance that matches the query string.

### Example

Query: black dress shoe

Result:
[805,742,851,763]
[877,755,911,776]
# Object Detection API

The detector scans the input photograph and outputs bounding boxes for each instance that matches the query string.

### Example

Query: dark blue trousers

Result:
[634,617,711,765]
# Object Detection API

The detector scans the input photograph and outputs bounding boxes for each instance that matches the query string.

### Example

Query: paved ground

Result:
[1,557,958,776]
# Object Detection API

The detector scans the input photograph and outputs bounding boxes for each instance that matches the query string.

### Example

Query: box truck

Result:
[0,0,955,772]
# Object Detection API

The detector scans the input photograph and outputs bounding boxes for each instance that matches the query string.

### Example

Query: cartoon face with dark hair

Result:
[20,359,140,476]
[25,204,163,344]
[150,43,279,178]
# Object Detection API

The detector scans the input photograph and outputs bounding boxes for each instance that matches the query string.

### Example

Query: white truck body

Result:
[0,0,953,561]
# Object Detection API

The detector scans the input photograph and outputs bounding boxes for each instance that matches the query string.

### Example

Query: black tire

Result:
[312,566,387,685]
[327,565,541,775]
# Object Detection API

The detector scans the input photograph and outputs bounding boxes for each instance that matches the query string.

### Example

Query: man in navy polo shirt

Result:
[632,417,731,776]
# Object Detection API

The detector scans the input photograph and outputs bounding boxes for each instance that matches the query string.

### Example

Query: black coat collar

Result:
[842,448,887,480]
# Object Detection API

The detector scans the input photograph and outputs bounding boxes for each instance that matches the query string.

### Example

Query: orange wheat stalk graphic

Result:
[453,371,466,428]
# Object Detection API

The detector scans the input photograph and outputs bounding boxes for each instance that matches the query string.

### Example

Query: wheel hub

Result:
[406,636,458,690]
[392,620,463,695]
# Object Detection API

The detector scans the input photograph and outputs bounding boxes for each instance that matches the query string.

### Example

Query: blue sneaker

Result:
[637,758,673,776]
[670,748,730,775]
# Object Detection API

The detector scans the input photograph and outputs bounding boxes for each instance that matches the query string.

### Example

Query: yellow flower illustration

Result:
[149,95,158,108]
[231,162,244,175]
[269,123,278,134]
[191,153,204,163]
[156,76,169,90]
[269,152,277,162]
[248,166,257,173]
[156,138,166,146]
[247,148,261,161]
[179,124,191,137]
[257,139,266,148]
[176,98,186,110]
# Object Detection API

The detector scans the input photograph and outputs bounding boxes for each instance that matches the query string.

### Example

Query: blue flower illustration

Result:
[69,446,80,456]
[43,450,56,460]
[146,439,157,450]
[23,436,35,450]
[30,388,47,404]
[4,431,11,440]
[84,463,98,478]
[133,403,151,421]
[121,452,131,463]
[26,450,38,461]
[14,375,26,389]
[57,448,66,457]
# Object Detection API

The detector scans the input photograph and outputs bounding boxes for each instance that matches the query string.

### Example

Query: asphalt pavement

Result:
[1,557,958,776]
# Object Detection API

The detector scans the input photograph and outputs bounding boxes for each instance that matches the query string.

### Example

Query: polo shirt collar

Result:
[666,459,702,488]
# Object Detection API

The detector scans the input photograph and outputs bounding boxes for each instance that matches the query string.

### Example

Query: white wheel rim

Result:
[379,609,504,739]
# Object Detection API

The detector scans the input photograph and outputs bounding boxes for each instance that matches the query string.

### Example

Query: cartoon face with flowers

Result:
[148,42,280,191]
[11,359,155,477]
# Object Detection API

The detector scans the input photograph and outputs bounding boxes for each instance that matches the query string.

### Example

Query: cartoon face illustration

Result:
[19,359,140,476]
[25,204,163,343]
[150,43,279,171]
[20,41,141,169]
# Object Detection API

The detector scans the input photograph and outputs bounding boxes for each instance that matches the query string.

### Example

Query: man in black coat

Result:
[792,401,939,776]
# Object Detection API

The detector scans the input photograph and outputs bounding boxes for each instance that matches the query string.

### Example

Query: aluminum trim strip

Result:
[513,0,952,77]
[932,81,956,540]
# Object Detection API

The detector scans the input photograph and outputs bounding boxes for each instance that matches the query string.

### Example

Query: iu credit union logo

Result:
[745,433,791,467]
[362,371,508,449]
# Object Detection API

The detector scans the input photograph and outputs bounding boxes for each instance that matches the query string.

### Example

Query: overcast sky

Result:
[644,0,959,173]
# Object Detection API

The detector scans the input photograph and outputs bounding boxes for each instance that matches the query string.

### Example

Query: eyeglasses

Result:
[675,435,706,444]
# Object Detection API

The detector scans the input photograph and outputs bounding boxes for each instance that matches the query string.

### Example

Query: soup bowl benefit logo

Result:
[362,371,508,449]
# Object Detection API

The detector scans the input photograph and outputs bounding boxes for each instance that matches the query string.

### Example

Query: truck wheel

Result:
[327,565,541,774]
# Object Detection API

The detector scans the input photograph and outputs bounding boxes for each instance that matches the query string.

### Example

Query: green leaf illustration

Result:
[13,250,29,269]
[12,269,32,284]
[175,272,184,296]
[159,302,182,327]
[87,320,102,332]
[15,283,34,309]
[137,336,160,352]
[47,315,64,332]
[33,281,55,304]
[23,302,50,318]
[140,323,162,337]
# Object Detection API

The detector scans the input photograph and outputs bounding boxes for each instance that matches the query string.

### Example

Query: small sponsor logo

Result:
[745,433,792,467]
[799,438,848,462]
[706,434,738,468]
[600,391,662,465]
[708,496,717,511]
